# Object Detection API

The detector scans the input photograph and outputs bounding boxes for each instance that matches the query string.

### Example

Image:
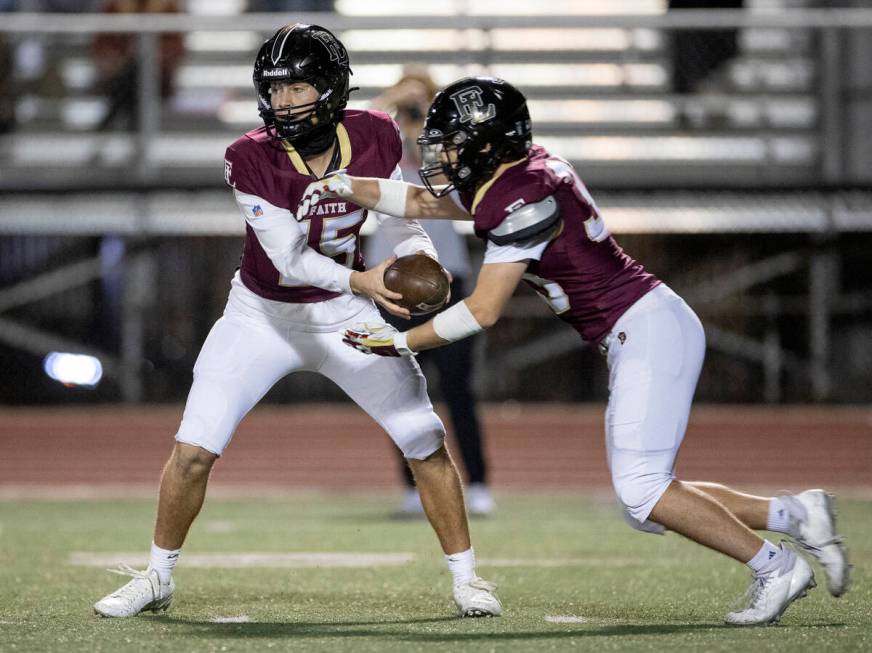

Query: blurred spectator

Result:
[246,0,334,11]
[670,0,744,96]
[92,0,184,131]
[16,0,100,9]
[366,68,495,517]
[0,2,14,133]
[9,1,98,112]
[22,0,100,8]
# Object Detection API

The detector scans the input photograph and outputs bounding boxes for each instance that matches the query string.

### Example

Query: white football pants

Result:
[603,284,706,531]
[175,279,445,459]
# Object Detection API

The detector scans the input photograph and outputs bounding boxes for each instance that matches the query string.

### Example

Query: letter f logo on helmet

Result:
[418,76,530,197]
[450,86,496,125]
[311,30,347,65]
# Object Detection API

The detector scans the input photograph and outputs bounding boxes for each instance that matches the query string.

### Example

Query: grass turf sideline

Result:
[0,492,869,652]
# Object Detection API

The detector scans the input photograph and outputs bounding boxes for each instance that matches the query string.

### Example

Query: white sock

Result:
[766,497,792,533]
[747,540,781,574]
[445,547,476,587]
[766,496,806,537]
[149,542,180,583]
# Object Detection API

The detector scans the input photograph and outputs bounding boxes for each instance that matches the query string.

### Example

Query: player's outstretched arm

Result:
[372,166,440,261]
[297,173,469,221]
[342,261,526,356]
[407,261,526,352]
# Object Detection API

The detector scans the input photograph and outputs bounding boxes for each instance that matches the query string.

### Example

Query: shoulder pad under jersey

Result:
[487,195,560,245]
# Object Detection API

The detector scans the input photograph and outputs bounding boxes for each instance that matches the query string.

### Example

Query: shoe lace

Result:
[104,563,157,602]
[467,578,497,593]
[794,533,845,554]
[780,494,843,552]
[734,572,773,611]
[106,563,150,580]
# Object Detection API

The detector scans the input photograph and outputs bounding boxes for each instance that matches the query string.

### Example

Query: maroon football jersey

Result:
[224,110,402,303]
[460,145,660,343]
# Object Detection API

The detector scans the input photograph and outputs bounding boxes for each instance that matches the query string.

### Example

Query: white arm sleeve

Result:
[373,165,437,259]
[234,189,353,293]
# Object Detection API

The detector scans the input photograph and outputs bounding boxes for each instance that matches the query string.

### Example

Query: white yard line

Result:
[545,615,587,624]
[210,616,252,623]
[69,551,417,568]
[69,551,676,569]
[478,557,676,567]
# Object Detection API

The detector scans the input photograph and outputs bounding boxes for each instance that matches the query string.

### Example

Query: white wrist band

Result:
[432,301,483,343]
[393,330,415,355]
[374,178,409,217]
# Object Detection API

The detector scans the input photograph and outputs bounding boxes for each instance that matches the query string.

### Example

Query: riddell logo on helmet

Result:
[450,87,496,125]
[263,68,290,77]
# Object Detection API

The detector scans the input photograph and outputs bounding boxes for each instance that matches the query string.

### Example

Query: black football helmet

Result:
[253,23,353,150]
[417,77,532,197]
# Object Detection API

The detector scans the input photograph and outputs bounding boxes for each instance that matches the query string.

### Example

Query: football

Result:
[383,254,451,316]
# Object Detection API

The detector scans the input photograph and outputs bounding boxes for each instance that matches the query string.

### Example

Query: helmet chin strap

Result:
[292,119,338,157]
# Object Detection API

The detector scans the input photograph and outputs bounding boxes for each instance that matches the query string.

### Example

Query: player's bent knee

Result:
[613,471,673,526]
[170,443,217,479]
[174,374,243,455]
[385,408,445,460]
[621,506,667,535]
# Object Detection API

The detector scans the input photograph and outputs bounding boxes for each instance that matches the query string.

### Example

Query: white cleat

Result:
[466,484,495,517]
[94,564,175,618]
[453,577,502,617]
[785,489,851,597]
[725,543,815,626]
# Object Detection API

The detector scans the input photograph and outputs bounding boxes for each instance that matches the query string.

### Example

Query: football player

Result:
[93,27,500,619]
[299,76,850,625]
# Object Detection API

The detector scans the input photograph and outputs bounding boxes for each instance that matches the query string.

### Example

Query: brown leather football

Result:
[383,254,451,316]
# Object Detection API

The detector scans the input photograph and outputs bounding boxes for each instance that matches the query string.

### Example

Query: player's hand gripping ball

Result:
[384,254,451,316]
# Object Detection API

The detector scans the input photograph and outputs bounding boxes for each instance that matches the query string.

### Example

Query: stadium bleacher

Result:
[0,0,852,190]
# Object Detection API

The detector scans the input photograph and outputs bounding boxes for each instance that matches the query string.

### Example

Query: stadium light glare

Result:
[43,352,103,388]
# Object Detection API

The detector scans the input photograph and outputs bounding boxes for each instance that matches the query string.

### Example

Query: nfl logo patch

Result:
[252,205,263,217]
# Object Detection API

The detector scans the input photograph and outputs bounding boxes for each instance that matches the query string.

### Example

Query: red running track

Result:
[1,404,870,493]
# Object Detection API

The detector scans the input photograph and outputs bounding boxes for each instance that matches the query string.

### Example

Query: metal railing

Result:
[5,9,872,31]
[2,10,871,189]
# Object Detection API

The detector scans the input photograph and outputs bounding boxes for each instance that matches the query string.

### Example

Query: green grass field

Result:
[1,491,870,652]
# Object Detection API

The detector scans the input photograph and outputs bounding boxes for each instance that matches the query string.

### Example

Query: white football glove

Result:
[341,322,414,357]
[295,172,353,221]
